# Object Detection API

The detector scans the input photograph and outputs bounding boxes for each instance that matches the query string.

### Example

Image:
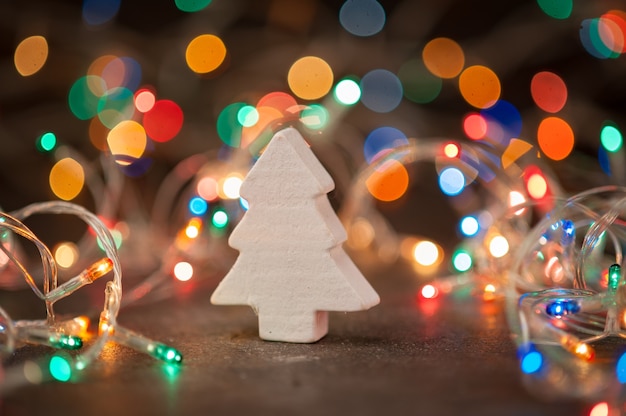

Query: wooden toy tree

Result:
[211,127,380,343]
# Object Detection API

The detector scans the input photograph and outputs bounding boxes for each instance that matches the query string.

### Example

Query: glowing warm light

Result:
[185,34,227,74]
[560,335,595,361]
[422,37,465,79]
[288,56,334,100]
[222,174,243,199]
[197,176,219,201]
[413,240,440,267]
[135,89,156,113]
[107,120,147,166]
[459,65,501,109]
[54,242,79,269]
[185,218,202,239]
[527,173,548,200]
[488,235,509,258]
[365,159,409,202]
[537,116,574,160]
[483,284,497,301]
[589,402,609,416]
[508,191,527,215]
[334,78,361,105]
[420,284,438,299]
[443,143,460,158]
[463,113,487,140]
[84,258,114,282]
[173,261,193,281]
[501,139,533,169]
[531,71,567,113]
[49,158,85,201]
[14,35,48,76]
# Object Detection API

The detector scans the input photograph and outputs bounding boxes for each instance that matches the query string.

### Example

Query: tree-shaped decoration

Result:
[211,127,380,343]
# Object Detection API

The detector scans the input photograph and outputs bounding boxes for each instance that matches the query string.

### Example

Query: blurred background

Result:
[2,1,626,413]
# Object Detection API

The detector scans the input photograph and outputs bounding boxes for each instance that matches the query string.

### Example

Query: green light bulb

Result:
[152,344,183,365]
[609,263,621,292]
[49,334,83,350]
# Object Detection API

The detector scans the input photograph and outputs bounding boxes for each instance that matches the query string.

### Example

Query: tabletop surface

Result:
[0,263,589,416]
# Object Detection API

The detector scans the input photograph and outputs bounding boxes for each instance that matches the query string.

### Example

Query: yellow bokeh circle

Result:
[14,35,48,76]
[185,34,227,74]
[287,56,334,100]
[49,158,85,201]
[107,120,147,165]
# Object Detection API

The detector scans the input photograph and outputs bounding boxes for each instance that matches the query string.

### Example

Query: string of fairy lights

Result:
[4,0,626,412]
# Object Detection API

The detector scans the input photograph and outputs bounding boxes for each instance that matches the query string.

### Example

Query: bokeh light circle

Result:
[363,127,409,164]
[398,58,442,104]
[334,78,361,105]
[480,100,522,145]
[360,69,403,113]
[422,37,465,79]
[339,0,386,37]
[365,159,409,202]
[438,167,465,196]
[69,76,106,120]
[300,104,329,130]
[237,105,259,127]
[601,123,623,153]
[107,120,148,166]
[217,102,247,147]
[97,87,135,129]
[531,71,567,113]
[176,0,212,12]
[463,113,487,140]
[14,35,48,76]
[185,34,227,74]
[143,100,184,142]
[135,89,156,113]
[82,0,121,26]
[49,158,85,201]
[536,0,572,19]
[459,65,501,109]
[288,56,334,100]
[537,116,574,161]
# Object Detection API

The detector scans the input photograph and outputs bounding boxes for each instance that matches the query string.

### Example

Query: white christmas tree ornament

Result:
[211,127,380,343]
